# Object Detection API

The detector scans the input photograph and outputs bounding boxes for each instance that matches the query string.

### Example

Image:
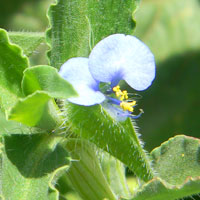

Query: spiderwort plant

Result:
[1,0,200,198]
[59,34,156,120]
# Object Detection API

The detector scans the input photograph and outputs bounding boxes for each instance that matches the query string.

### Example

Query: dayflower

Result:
[59,34,155,120]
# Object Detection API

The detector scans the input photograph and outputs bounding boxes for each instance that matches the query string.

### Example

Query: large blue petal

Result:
[88,34,156,90]
[59,57,105,106]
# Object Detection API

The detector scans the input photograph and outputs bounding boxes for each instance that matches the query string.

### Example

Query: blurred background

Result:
[0,0,52,66]
[134,0,200,151]
[0,0,199,151]
[0,0,199,199]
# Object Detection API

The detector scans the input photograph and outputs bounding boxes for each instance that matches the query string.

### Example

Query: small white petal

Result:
[59,57,105,106]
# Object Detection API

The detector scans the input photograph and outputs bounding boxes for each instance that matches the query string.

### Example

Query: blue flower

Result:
[59,34,155,119]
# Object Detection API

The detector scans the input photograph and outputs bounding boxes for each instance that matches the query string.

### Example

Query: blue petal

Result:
[88,34,156,90]
[59,57,105,106]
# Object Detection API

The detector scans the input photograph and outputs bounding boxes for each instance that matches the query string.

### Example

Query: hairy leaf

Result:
[66,103,154,182]
[7,91,59,130]
[65,139,116,200]
[0,28,28,111]
[131,177,200,200]
[22,65,77,98]
[151,135,200,185]
[128,135,200,200]
[0,134,70,200]
[0,109,46,135]
[46,0,139,69]
[8,32,45,57]
[100,152,130,198]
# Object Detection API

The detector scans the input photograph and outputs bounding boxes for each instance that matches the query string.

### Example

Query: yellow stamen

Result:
[113,85,120,92]
[122,90,128,99]
[113,85,137,113]
[120,101,136,112]
[113,85,129,100]
[116,91,123,97]
[120,96,124,101]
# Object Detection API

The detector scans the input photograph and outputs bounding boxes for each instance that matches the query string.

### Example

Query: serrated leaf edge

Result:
[48,165,70,199]
[45,0,58,66]
[130,176,200,200]
[0,28,29,66]
[151,135,200,154]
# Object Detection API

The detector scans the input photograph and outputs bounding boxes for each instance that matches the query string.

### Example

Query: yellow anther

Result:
[116,90,123,97]
[113,85,120,92]
[120,96,125,101]
[113,85,129,100]
[122,90,128,99]
[120,101,136,112]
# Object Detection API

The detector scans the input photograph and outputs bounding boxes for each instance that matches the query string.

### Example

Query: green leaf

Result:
[46,0,139,69]
[7,91,58,130]
[151,135,200,185]
[8,65,77,130]
[0,28,28,111]
[66,103,154,182]
[131,177,200,200]
[0,134,70,200]
[100,152,131,198]
[22,65,77,98]
[126,135,200,200]
[55,173,82,200]
[64,139,116,200]
[0,109,46,135]
[134,0,200,62]
[8,32,45,57]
